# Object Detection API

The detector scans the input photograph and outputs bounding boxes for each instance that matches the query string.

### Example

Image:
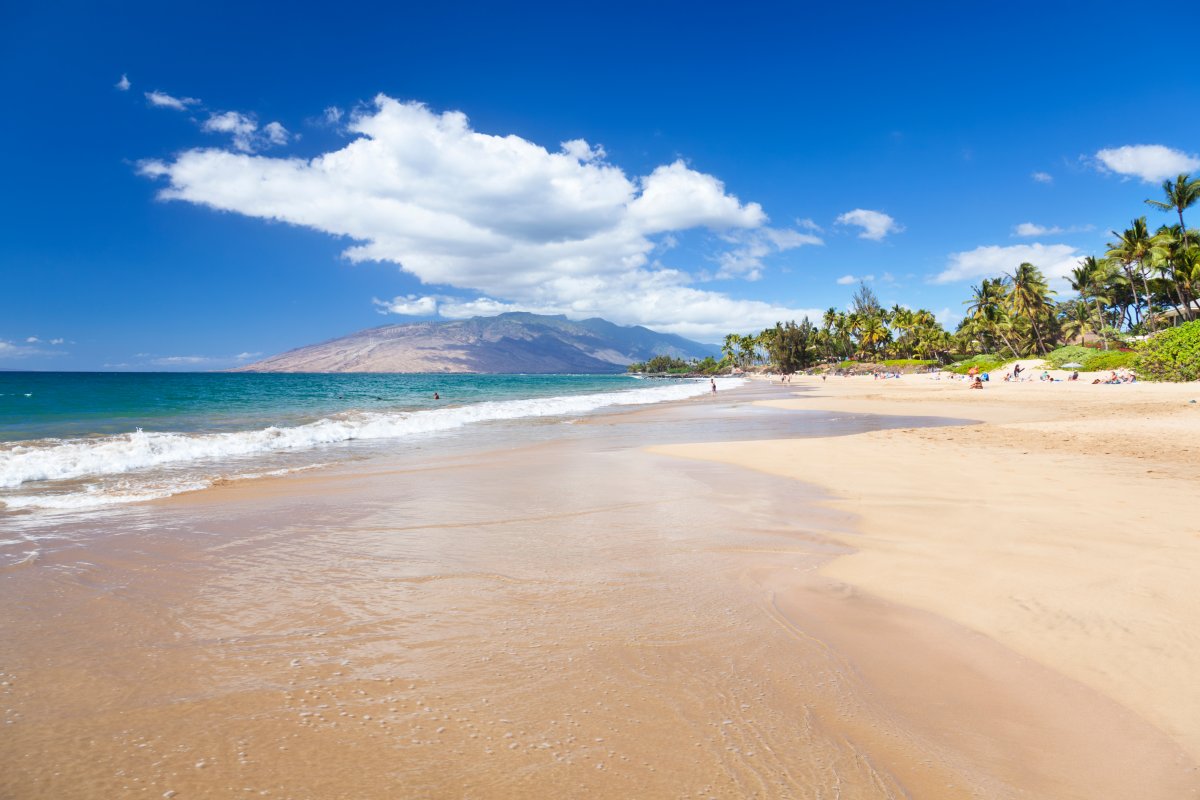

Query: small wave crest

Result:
[0,378,740,492]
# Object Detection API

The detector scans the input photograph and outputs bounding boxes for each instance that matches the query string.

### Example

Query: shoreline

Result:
[3,379,1198,797]
[653,375,1200,774]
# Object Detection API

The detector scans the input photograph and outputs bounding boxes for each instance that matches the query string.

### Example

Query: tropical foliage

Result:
[1135,320,1200,381]
[721,174,1199,380]
[626,354,719,374]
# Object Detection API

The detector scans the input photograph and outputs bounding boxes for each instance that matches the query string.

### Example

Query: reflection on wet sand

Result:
[2,389,1194,798]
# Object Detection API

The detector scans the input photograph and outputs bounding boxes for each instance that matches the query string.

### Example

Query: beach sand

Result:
[654,372,1200,794]
[2,377,1199,798]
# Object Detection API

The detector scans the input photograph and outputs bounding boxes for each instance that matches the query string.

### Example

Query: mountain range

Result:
[234,313,718,373]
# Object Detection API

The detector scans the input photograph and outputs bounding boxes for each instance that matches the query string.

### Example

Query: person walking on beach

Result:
[710,378,717,394]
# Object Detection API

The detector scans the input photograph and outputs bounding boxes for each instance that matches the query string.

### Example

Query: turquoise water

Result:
[0,371,731,514]
[0,372,645,441]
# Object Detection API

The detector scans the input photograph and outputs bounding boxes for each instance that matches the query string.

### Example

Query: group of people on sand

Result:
[1095,369,1137,385]
[1001,363,1064,384]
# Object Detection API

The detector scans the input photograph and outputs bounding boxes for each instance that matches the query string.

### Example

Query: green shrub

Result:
[879,359,937,368]
[947,354,1006,375]
[1044,345,1095,369]
[1083,350,1136,371]
[1134,321,1200,381]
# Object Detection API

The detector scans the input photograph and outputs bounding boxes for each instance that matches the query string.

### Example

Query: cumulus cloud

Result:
[934,243,1083,289]
[263,121,290,146]
[1014,222,1063,237]
[836,274,874,285]
[140,95,822,340]
[1031,171,1053,184]
[935,307,961,326]
[202,112,290,152]
[714,227,822,280]
[149,352,258,366]
[1013,222,1094,238]
[202,111,257,149]
[115,74,131,91]
[145,90,199,111]
[0,338,64,360]
[374,295,440,316]
[835,208,903,241]
[1094,145,1200,183]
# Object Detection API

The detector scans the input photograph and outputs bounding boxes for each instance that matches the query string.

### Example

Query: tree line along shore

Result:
[630,174,1200,382]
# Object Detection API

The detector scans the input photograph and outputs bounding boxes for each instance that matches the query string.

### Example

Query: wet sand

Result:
[2,381,1198,798]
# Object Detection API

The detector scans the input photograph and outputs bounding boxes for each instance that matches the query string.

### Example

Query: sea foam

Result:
[0,378,741,491]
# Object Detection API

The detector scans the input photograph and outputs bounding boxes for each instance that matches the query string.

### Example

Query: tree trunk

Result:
[1137,262,1155,328]
[1123,266,1142,326]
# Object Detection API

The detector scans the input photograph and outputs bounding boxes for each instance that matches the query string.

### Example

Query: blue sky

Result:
[3,0,1199,370]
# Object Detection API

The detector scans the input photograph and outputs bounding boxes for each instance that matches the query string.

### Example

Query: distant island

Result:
[234,312,719,373]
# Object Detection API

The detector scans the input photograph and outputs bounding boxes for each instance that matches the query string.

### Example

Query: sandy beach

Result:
[655,372,1200,793]
[3,376,1199,798]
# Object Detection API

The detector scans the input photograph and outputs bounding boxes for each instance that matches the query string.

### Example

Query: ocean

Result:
[0,371,738,517]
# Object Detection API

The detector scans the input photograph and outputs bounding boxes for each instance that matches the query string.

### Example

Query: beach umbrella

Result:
[1061,362,1084,369]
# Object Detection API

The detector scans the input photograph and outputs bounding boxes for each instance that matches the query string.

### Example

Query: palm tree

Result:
[721,333,740,366]
[1106,218,1161,328]
[1059,299,1094,343]
[855,314,890,360]
[833,312,853,360]
[964,278,1019,356]
[1146,173,1200,249]
[1007,262,1056,355]
[1069,256,1115,348]
[738,334,758,366]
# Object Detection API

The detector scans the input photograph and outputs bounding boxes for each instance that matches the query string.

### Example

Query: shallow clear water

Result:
[0,372,736,513]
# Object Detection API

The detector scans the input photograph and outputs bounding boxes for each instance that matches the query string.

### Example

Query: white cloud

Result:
[202,111,258,151]
[374,295,440,316]
[263,121,290,146]
[560,139,606,163]
[115,74,131,91]
[50,338,64,345]
[1031,171,1053,184]
[1013,222,1094,238]
[140,95,823,340]
[835,208,903,241]
[145,90,199,111]
[1094,145,1200,184]
[1014,222,1063,237]
[836,274,874,285]
[201,111,290,152]
[796,218,822,233]
[714,227,822,280]
[935,307,961,327]
[0,338,63,359]
[150,353,258,366]
[153,355,216,365]
[934,243,1082,289]
[323,106,343,125]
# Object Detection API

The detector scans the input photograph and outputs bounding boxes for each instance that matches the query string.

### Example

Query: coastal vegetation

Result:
[720,174,1200,380]
[626,354,722,374]
[1134,320,1200,381]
